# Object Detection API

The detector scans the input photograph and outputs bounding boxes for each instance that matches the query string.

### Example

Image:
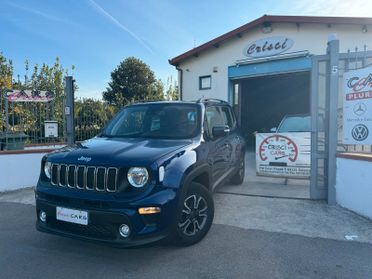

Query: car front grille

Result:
[47,218,116,240]
[51,164,118,192]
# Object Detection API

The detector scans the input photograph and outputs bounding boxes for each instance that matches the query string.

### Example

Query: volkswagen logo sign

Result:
[351,124,369,141]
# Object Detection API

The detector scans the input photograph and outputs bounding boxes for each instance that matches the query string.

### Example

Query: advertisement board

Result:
[256,132,311,178]
[7,90,53,103]
[343,66,372,144]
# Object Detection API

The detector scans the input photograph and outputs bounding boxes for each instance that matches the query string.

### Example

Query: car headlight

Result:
[44,161,52,179]
[127,167,149,188]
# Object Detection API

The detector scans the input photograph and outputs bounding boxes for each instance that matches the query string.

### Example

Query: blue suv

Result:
[35,99,246,246]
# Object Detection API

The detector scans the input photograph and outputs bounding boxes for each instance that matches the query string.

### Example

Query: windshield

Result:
[277,115,311,133]
[102,103,200,139]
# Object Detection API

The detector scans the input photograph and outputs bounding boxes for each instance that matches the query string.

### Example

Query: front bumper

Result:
[35,186,178,247]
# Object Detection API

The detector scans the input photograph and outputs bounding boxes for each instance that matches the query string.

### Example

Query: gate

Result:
[310,39,372,203]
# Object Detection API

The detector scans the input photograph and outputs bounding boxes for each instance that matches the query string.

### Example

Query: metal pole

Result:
[65,76,75,145]
[327,37,339,205]
[5,94,9,133]
[5,94,9,148]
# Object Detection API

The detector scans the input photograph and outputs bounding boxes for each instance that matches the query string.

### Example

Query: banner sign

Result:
[256,132,311,178]
[243,36,294,58]
[343,66,372,144]
[6,90,53,103]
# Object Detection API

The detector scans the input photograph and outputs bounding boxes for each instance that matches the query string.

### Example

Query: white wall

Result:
[179,22,372,101]
[0,152,47,191]
[336,157,372,219]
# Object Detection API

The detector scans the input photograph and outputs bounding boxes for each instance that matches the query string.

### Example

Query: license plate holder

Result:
[56,206,88,226]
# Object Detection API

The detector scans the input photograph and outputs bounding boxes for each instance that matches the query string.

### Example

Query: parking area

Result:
[1,188,372,278]
[219,151,310,199]
[1,200,372,279]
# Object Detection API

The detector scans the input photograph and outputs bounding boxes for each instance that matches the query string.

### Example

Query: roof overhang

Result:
[169,15,372,66]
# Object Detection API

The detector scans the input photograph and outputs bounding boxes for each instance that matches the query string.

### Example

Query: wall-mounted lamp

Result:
[261,22,272,34]
[362,25,368,33]
[213,66,218,73]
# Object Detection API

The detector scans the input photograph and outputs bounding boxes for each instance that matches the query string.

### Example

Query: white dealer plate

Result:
[56,207,88,225]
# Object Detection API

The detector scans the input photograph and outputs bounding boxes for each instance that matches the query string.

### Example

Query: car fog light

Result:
[119,224,130,238]
[39,211,47,222]
[138,207,161,215]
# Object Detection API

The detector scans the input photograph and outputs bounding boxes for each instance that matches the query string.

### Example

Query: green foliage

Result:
[74,98,117,141]
[165,76,178,101]
[103,57,165,106]
[0,52,74,142]
[0,52,13,89]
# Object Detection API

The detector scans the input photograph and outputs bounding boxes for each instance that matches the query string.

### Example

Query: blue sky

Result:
[1,0,371,99]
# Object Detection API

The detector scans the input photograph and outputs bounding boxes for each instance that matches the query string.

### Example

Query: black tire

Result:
[173,182,214,246]
[230,155,245,185]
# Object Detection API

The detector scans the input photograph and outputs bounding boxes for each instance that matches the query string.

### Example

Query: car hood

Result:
[47,137,193,166]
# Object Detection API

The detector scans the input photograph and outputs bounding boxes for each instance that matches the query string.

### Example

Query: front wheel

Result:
[173,182,214,246]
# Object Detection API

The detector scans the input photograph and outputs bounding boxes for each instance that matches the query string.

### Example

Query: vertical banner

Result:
[343,66,372,144]
[256,132,311,178]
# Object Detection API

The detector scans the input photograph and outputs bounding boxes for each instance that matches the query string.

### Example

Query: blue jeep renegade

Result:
[35,99,246,246]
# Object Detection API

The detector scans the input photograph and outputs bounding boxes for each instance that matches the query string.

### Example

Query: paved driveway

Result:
[1,190,372,278]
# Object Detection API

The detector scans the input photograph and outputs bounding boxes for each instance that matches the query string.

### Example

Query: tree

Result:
[165,76,178,101]
[103,57,164,106]
[74,98,116,141]
[0,51,74,141]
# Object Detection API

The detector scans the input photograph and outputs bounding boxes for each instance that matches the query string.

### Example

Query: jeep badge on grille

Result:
[77,156,92,162]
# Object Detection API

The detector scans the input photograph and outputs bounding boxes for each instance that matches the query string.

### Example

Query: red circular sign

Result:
[259,135,298,162]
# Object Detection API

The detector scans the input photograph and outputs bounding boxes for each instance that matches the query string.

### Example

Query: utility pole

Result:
[327,36,339,205]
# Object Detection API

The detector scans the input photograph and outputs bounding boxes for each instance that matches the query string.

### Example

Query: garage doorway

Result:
[225,69,311,199]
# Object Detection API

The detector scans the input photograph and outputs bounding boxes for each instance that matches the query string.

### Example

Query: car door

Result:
[205,106,230,185]
[218,105,241,168]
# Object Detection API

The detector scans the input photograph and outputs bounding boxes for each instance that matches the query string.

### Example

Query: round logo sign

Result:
[351,124,369,141]
[259,135,298,162]
[353,102,367,116]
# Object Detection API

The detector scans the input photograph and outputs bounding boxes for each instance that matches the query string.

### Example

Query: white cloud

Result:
[8,2,71,24]
[88,0,154,54]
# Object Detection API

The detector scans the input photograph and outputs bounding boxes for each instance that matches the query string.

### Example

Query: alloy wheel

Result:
[178,194,208,236]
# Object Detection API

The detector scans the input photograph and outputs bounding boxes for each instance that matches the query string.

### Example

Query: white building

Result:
[169,15,372,102]
[169,15,372,218]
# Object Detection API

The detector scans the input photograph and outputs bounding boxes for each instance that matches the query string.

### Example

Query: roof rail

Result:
[196,96,205,103]
[200,98,229,104]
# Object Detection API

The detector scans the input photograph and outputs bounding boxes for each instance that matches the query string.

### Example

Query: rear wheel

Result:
[173,182,214,246]
[230,155,245,185]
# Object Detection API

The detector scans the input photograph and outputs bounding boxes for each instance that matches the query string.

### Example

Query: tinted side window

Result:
[219,106,234,128]
[205,106,224,136]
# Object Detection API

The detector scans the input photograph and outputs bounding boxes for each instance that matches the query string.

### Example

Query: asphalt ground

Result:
[1,201,372,279]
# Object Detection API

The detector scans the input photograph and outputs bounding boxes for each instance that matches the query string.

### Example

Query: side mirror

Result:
[270,127,277,133]
[212,125,230,138]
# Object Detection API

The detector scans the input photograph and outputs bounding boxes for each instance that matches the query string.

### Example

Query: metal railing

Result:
[0,93,118,151]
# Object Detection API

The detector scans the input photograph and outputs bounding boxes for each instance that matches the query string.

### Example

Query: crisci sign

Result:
[256,132,310,178]
[243,36,294,58]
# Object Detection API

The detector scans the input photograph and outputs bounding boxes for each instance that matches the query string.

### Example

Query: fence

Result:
[0,91,117,150]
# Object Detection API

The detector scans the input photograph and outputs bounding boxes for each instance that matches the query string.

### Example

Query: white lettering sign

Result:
[343,66,372,144]
[243,36,294,58]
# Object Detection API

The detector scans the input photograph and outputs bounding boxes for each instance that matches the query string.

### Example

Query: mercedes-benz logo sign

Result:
[351,124,369,141]
[353,102,367,116]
